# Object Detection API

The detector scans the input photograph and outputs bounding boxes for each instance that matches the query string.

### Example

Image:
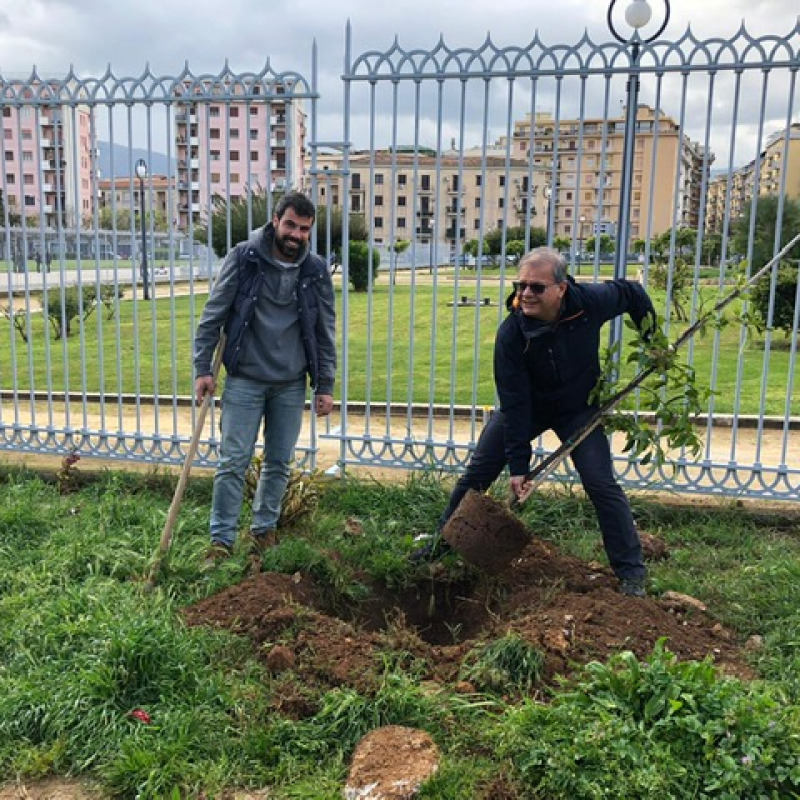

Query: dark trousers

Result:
[440,410,645,580]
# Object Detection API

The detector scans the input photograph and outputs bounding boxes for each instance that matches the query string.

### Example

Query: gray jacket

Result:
[193,224,336,395]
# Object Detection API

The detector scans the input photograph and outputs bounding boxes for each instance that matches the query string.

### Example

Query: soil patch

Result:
[182,527,754,708]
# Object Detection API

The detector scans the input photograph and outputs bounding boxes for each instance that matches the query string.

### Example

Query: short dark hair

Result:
[274,191,316,221]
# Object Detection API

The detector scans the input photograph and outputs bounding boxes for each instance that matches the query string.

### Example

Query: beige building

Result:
[503,106,712,243]
[705,124,800,234]
[174,83,306,229]
[97,174,178,223]
[309,150,548,253]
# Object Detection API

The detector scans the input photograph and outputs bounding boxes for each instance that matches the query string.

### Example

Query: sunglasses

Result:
[513,280,558,295]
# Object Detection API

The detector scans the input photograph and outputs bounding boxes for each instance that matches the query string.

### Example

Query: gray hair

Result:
[519,246,567,283]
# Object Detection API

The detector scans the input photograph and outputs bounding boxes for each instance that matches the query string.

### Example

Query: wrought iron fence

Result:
[1,21,798,500]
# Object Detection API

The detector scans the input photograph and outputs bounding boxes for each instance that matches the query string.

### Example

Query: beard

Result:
[274,231,303,260]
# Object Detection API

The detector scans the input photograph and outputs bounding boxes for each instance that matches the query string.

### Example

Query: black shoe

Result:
[619,577,647,598]
[409,535,452,563]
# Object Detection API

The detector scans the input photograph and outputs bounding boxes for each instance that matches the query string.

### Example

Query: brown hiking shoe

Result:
[202,542,232,569]
[249,529,278,555]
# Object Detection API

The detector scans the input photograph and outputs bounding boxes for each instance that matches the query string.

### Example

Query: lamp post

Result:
[578,214,586,276]
[607,0,670,282]
[428,219,436,275]
[134,158,150,301]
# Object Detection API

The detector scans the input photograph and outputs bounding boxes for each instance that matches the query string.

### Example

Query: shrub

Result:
[750,262,798,337]
[348,241,380,292]
[498,640,800,798]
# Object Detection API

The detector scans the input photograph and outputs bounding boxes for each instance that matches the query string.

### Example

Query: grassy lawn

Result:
[0,279,796,416]
[0,468,798,798]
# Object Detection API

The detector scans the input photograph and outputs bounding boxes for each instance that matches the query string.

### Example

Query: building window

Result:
[24,174,34,185]
[230,151,240,161]
[565,191,573,201]
[2,108,10,117]
[230,173,239,182]
[250,151,259,161]
[499,175,505,187]
[475,175,482,186]
[24,195,35,206]
[210,107,220,117]
[21,130,32,140]
[23,151,32,161]
[5,173,14,183]
[474,197,480,208]
[375,216,383,228]
[351,173,361,189]
[375,174,384,185]
[210,129,220,139]
[3,130,10,140]
[398,196,406,207]
[398,174,407,186]
[352,196,361,211]
[421,174,431,191]
[375,195,383,206]
[397,217,406,228]
[250,129,258,140]
[498,198,504,208]
[474,219,480,230]
[229,107,239,118]
[230,129,239,139]
[210,150,220,161]
[211,173,220,183]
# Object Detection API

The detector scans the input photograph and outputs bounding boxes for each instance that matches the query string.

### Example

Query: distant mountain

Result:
[97,142,175,179]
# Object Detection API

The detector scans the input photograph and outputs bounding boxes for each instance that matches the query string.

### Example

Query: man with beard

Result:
[194,191,336,566]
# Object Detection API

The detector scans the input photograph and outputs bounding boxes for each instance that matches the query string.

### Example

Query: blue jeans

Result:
[209,375,306,547]
[440,409,645,580]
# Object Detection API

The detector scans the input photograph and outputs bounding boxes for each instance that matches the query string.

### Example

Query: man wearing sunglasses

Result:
[415,246,655,598]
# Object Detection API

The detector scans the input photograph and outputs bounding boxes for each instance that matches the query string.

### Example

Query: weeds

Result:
[460,633,546,697]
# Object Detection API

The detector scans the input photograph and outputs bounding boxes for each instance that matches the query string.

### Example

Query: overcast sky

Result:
[1,1,798,167]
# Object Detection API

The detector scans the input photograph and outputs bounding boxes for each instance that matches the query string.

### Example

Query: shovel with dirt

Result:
[442,234,800,575]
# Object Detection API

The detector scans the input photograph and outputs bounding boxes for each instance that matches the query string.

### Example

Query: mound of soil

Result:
[182,530,754,706]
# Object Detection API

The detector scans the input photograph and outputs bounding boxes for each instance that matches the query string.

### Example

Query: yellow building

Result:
[504,105,712,242]
[309,150,548,253]
[704,124,800,234]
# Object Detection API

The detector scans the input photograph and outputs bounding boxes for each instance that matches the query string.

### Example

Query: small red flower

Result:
[129,708,152,724]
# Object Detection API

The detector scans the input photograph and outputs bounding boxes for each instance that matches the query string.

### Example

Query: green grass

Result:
[0,466,799,797]
[0,279,796,415]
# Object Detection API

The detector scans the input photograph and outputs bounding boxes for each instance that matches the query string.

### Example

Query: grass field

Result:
[1,278,796,416]
[0,467,798,798]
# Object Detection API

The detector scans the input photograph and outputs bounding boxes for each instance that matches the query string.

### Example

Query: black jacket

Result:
[494,276,655,476]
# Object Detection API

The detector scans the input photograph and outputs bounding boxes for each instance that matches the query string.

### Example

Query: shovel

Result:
[443,234,800,573]
[145,335,225,588]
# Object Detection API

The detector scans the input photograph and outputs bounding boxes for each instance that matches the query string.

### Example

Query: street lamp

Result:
[429,219,436,275]
[134,158,150,301]
[578,214,586,276]
[607,0,670,282]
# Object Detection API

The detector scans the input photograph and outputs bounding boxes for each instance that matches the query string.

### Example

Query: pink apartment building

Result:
[174,82,306,229]
[2,100,94,229]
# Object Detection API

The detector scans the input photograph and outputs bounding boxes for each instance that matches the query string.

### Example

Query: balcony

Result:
[190,159,200,169]
[190,137,199,146]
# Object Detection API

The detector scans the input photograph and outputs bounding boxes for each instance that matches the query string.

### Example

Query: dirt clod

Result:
[442,489,530,574]
[344,726,439,800]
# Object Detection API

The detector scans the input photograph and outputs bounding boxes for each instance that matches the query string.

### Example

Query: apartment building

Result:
[174,83,306,229]
[1,100,94,228]
[705,124,800,234]
[503,106,712,243]
[311,150,549,252]
[97,174,178,223]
